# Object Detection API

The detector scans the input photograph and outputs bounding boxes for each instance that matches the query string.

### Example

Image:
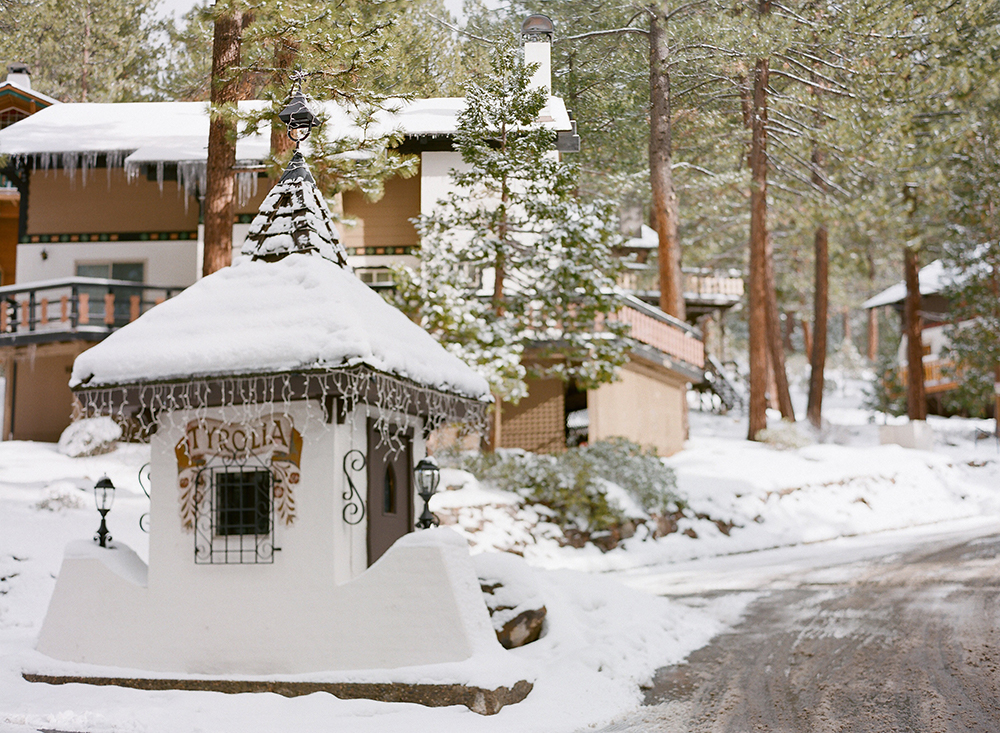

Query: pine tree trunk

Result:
[783,311,795,353]
[269,40,300,164]
[807,223,829,427]
[203,6,246,277]
[802,317,812,358]
[764,232,794,420]
[649,12,684,320]
[81,0,90,102]
[747,57,770,440]
[904,245,927,420]
[867,250,879,360]
[868,308,879,361]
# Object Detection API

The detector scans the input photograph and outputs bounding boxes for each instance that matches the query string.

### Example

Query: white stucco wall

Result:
[35,400,506,676]
[17,241,198,287]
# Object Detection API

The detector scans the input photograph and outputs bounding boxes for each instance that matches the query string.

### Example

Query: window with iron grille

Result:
[194,463,276,564]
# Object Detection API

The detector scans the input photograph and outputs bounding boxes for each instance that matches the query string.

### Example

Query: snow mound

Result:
[57,417,122,457]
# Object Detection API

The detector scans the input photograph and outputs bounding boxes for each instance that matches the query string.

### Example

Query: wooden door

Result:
[366,421,412,566]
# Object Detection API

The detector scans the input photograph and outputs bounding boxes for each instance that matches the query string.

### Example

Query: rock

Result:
[474,552,546,649]
[57,417,122,457]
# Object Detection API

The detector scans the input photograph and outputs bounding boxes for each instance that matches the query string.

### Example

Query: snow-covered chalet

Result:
[0,24,704,454]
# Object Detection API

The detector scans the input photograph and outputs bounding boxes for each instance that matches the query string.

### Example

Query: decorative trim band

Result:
[21,232,198,244]
[348,246,416,256]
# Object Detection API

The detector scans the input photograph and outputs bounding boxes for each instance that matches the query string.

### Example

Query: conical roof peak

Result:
[241,151,347,266]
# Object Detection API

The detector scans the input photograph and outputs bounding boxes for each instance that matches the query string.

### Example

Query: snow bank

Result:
[71,253,490,400]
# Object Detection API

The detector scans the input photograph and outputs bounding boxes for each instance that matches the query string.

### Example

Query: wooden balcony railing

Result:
[684,274,745,299]
[0,277,181,346]
[899,358,958,395]
[615,295,705,371]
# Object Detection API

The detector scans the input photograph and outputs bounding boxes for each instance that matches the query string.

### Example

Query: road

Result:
[603,518,1000,732]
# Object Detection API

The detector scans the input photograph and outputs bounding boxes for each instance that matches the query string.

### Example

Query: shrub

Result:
[448,438,682,533]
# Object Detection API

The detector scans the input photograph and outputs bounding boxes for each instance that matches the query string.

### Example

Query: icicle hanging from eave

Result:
[236,170,260,207]
[12,150,137,185]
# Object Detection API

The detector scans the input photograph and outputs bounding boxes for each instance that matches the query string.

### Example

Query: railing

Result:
[898,358,958,395]
[616,295,705,370]
[684,274,745,299]
[0,277,182,345]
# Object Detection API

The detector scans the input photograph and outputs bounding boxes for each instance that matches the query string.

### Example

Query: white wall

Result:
[17,241,199,287]
[35,400,501,677]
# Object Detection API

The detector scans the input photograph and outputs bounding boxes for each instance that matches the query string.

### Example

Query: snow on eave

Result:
[0,96,574,161]
[0,79,60,107]
[862,260,958,309]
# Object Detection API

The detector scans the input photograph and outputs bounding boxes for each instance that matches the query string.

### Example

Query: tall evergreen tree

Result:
[2,0,165,102]
[392,37,630,443]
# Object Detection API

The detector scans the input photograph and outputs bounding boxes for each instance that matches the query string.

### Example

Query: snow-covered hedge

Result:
[446,438,682,533]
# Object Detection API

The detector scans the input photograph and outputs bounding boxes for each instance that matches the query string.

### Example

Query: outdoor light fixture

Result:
[93,475,116,548]
[414,457,441,530]
[278,76,319,146]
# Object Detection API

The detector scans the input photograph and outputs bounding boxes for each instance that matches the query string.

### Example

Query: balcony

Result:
[615,295,705,381]
[0,277,181,347]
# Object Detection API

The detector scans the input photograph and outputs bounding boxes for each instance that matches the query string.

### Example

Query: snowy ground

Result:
[1,372,998,733]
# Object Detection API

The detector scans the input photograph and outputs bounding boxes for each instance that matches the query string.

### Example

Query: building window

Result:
[356,267,395,288]
[0,108,27,130]
[76,262,144,325]
[216,470,271,536]
[194,465,276,564]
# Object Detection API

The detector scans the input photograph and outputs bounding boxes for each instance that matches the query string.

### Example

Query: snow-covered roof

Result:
[242,150,348,265]
[862,260,956,309]
[0,96,573,165]
[624,224,658,250]
[70,252,491,400]
[0,78,60,107]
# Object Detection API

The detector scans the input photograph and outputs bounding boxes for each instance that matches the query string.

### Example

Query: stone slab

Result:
[22,673,531,716]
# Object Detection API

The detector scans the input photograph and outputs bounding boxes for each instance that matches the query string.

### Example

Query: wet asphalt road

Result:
[606,528,1000,732]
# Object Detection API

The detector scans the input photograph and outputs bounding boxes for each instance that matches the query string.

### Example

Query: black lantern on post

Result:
[278,72,319,148]
[414,457,441,530]
[93,476,115,548]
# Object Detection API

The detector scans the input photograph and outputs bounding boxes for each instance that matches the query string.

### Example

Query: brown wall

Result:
[2,342,89,442]
[500,377,566,454]
[588,358,688,456]
[0,196,18,284]
[28,168,199,235]
[342,173,420,251]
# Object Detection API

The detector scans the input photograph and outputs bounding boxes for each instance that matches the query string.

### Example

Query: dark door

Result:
[366,421,412,566]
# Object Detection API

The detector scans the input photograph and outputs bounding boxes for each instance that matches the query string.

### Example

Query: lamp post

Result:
[414,457,441,530]
[93,476,116,548]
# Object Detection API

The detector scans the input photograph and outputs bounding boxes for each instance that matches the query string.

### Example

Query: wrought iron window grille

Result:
[193,450,278,564]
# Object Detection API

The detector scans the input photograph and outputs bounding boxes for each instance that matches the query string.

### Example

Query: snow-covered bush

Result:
[449,439,682,533]
[755,421,810,450]
[57,417,122,457]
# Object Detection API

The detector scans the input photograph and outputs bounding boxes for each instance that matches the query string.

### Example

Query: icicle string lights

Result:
[72,366,490,453]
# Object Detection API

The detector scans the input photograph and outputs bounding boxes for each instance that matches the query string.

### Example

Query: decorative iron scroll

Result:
[342,449,366,525]
[138,462,151,533]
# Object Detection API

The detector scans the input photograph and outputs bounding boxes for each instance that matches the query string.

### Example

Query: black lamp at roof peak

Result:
[278,77,319,147]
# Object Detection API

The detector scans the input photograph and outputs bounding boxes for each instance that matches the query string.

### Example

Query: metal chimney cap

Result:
[521,14,554,39]
[7,63,30,76]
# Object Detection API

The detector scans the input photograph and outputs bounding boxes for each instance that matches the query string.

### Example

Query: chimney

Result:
[521,15,554,95]
[6,63,31,90]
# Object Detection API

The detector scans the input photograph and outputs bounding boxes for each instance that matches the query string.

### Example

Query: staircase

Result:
[701,355,743,412]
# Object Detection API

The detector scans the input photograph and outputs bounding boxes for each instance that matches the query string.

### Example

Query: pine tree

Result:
[1,0,165,102]
[392,36,630,420]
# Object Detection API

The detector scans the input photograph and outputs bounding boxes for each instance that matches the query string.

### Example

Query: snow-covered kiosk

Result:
[31,105,529,713]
